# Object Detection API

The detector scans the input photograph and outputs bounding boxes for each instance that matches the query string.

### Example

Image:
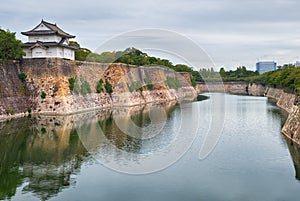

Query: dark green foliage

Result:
[191,71,203,82]
[277,63,295,70]
[41,91,46,99]
[69,77,92,95]
[197,66,259,82]
[144,78,153,90]
[249,67,300,93]
[165,76,181,89]
[105,81,113,94]
[41,127,47,134]
[69,41,92,61]
[96,79,104,93]
[68,77,80,94]
[191,76,196,87]
[69,46,200,84]
[68,77,76,91]
[0,29,25,61]
[27,108,32,114]
[221,66,259,81]
[18,73,27,82]
[128,81,143,92]
[80,81,92,95]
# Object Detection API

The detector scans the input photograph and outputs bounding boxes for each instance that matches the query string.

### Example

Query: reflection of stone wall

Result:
[0,115,89,201]
[285,137,300,180]
[196,81,300,146]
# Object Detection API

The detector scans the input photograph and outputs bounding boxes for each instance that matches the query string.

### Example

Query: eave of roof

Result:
[23,41,78,50]
[21,19,75,38]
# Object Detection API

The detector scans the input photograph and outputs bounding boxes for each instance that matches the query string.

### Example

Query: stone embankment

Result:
[0,58,196,119]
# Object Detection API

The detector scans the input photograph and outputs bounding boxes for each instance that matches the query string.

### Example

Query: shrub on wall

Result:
[41,91,46,99]
[191,77,196,87]
[69,77,92,95]
[128,81,143,92]
[144,78,153,90]
[68,77,76,91]
[96,79,104,93]
[18,73,27,82]
[165,76,181,89]
[81,80,92,95]
[105,81,113,94]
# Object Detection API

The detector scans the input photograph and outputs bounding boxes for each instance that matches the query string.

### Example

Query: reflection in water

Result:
[0,116,88,201]
[98,103,178,154]
[1,95,300,200]
[0,102,179,200]
[285,137,300,181]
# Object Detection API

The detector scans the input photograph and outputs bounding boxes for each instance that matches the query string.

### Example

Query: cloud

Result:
[1,0,300,69]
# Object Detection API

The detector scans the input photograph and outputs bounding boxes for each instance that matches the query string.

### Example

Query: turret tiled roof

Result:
[21,20,75,38]
[23,41,78,50]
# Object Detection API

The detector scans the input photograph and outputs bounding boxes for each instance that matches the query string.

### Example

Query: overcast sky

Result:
[1,0,300,70]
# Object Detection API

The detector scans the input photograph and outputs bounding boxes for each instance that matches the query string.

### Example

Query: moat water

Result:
[1,93,300,201]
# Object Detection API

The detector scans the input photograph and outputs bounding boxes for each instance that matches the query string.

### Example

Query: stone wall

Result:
[0,58,196,118]
[196,82,248,95]
[248,83,266,96]
[262,87,300,145]
[0,61,29,116]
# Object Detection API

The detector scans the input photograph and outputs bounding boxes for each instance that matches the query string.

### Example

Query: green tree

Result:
[219,67,226,77]
[0,29,25,61]
[69,41,92,61]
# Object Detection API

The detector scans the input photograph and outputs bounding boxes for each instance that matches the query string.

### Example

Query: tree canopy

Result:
[70,44,261,83]
[249,66,300,94]
[0,29,25,61]
[69,41,92,61]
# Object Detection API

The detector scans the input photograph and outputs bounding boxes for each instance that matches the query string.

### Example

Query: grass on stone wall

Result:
[165,76,181,89]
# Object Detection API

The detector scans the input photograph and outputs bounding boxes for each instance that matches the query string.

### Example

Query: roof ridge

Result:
[41,19,57,27]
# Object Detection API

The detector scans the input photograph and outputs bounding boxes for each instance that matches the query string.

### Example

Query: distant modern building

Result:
[295,61,300,67]
[21,20,77,60]
[256,61,277,74]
